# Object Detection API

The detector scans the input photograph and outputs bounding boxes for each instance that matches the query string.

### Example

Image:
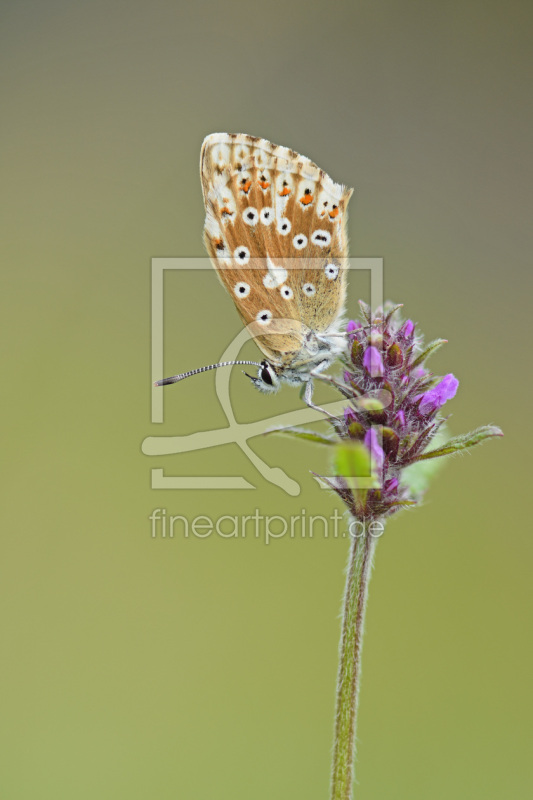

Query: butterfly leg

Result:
[303,377,341,421]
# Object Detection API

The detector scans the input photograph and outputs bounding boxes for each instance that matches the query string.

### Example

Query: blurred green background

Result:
[1,2,531,798]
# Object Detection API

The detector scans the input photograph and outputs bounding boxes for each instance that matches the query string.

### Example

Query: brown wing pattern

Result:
[200,133,353,365]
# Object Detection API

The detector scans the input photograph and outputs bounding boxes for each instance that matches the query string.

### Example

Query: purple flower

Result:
[346,320,361,332]
[418,373,459,415]
[403,319,415,337]
[364,428,385,470]
[363,346,384,377]
[310,301,501,521]
[344,407,357,424]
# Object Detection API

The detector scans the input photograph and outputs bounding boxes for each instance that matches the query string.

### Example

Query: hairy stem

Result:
[330,526,379,800]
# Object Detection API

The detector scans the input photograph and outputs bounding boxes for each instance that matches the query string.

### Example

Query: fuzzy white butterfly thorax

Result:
[200,133,353,393]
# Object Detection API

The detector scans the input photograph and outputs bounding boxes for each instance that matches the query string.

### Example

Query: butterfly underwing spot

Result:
[325,263,339,280]
[277,218,291,235]
[258,175,270,190]
[280,285,293,300]
[263,259,288,289]
[303,283,316,296]
[311,230,332,247]
[260,207,273,225]
[234,281,251,298]
[329,205,339,219]
[240,177,252,194]
[243,207,259,226]
[293,234,308,250]
[256,309,273,325]
[234,246,250,265]
[299,187,314,206]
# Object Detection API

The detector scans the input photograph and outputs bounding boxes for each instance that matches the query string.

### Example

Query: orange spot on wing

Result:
[300,193,313,205]
[240,180,251,194]
[220,207,233,216]
[259,180,270,189]
[279,186,291,196]
[329,206,340,219]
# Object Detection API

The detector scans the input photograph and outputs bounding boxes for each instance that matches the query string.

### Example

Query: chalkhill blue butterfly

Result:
[155,133,353,408]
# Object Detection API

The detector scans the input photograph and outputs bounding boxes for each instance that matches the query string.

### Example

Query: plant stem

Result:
[330,525,379,800]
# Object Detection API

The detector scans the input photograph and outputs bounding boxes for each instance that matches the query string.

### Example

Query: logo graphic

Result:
[141,257,383,495]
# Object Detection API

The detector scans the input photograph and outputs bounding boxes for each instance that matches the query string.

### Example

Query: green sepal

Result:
[384,303,404,324]
[358,299,371,323]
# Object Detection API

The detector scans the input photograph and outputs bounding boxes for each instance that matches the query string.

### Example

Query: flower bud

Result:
[364,428,385,470]
[381,427,400,460]
[387,343,403,367]
[363,346,385,377]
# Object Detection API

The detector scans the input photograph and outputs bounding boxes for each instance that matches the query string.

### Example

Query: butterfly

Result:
[156,133,353,408]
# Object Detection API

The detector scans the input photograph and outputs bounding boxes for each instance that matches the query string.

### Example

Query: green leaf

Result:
[411,338,447,368]
[414,425,503,461]
[266,426,337,446]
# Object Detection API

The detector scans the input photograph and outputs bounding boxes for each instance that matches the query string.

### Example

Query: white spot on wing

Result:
[263,254,288,289]
[243,207,259,226]
[260,207,273,225]
[234,282,251,298]
[280,285,293,300]
[277,218,291,235]
[234,246,250,265]
[311,230,332,247]
[256,309,273,325]
[325,263,339,280]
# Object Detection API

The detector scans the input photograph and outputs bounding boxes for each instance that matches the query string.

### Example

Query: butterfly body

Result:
[200,133,353,393]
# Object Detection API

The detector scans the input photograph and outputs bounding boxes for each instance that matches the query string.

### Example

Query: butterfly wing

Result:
[200,133,353,367]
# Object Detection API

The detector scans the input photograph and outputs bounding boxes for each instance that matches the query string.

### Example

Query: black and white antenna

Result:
[154,360,263,387]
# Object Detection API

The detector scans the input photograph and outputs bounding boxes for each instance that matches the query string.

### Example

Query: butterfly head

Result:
[244,360,281,394]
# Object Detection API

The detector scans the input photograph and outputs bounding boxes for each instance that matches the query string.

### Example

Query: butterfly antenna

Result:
[154,360,263,387]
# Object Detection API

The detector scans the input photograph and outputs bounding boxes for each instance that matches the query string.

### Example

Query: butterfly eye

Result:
[243,208,259,226]
[325,263,339,280]
[280,285,293,300]
[260,207,273,225]
[234,246,250,264]
[256,309,273,325]
[303,283,316,296]
[234,282,250,298]
[277,218,291,235]
[293,234,308,250]
[260,365,274,386]
[311,230,332,247]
